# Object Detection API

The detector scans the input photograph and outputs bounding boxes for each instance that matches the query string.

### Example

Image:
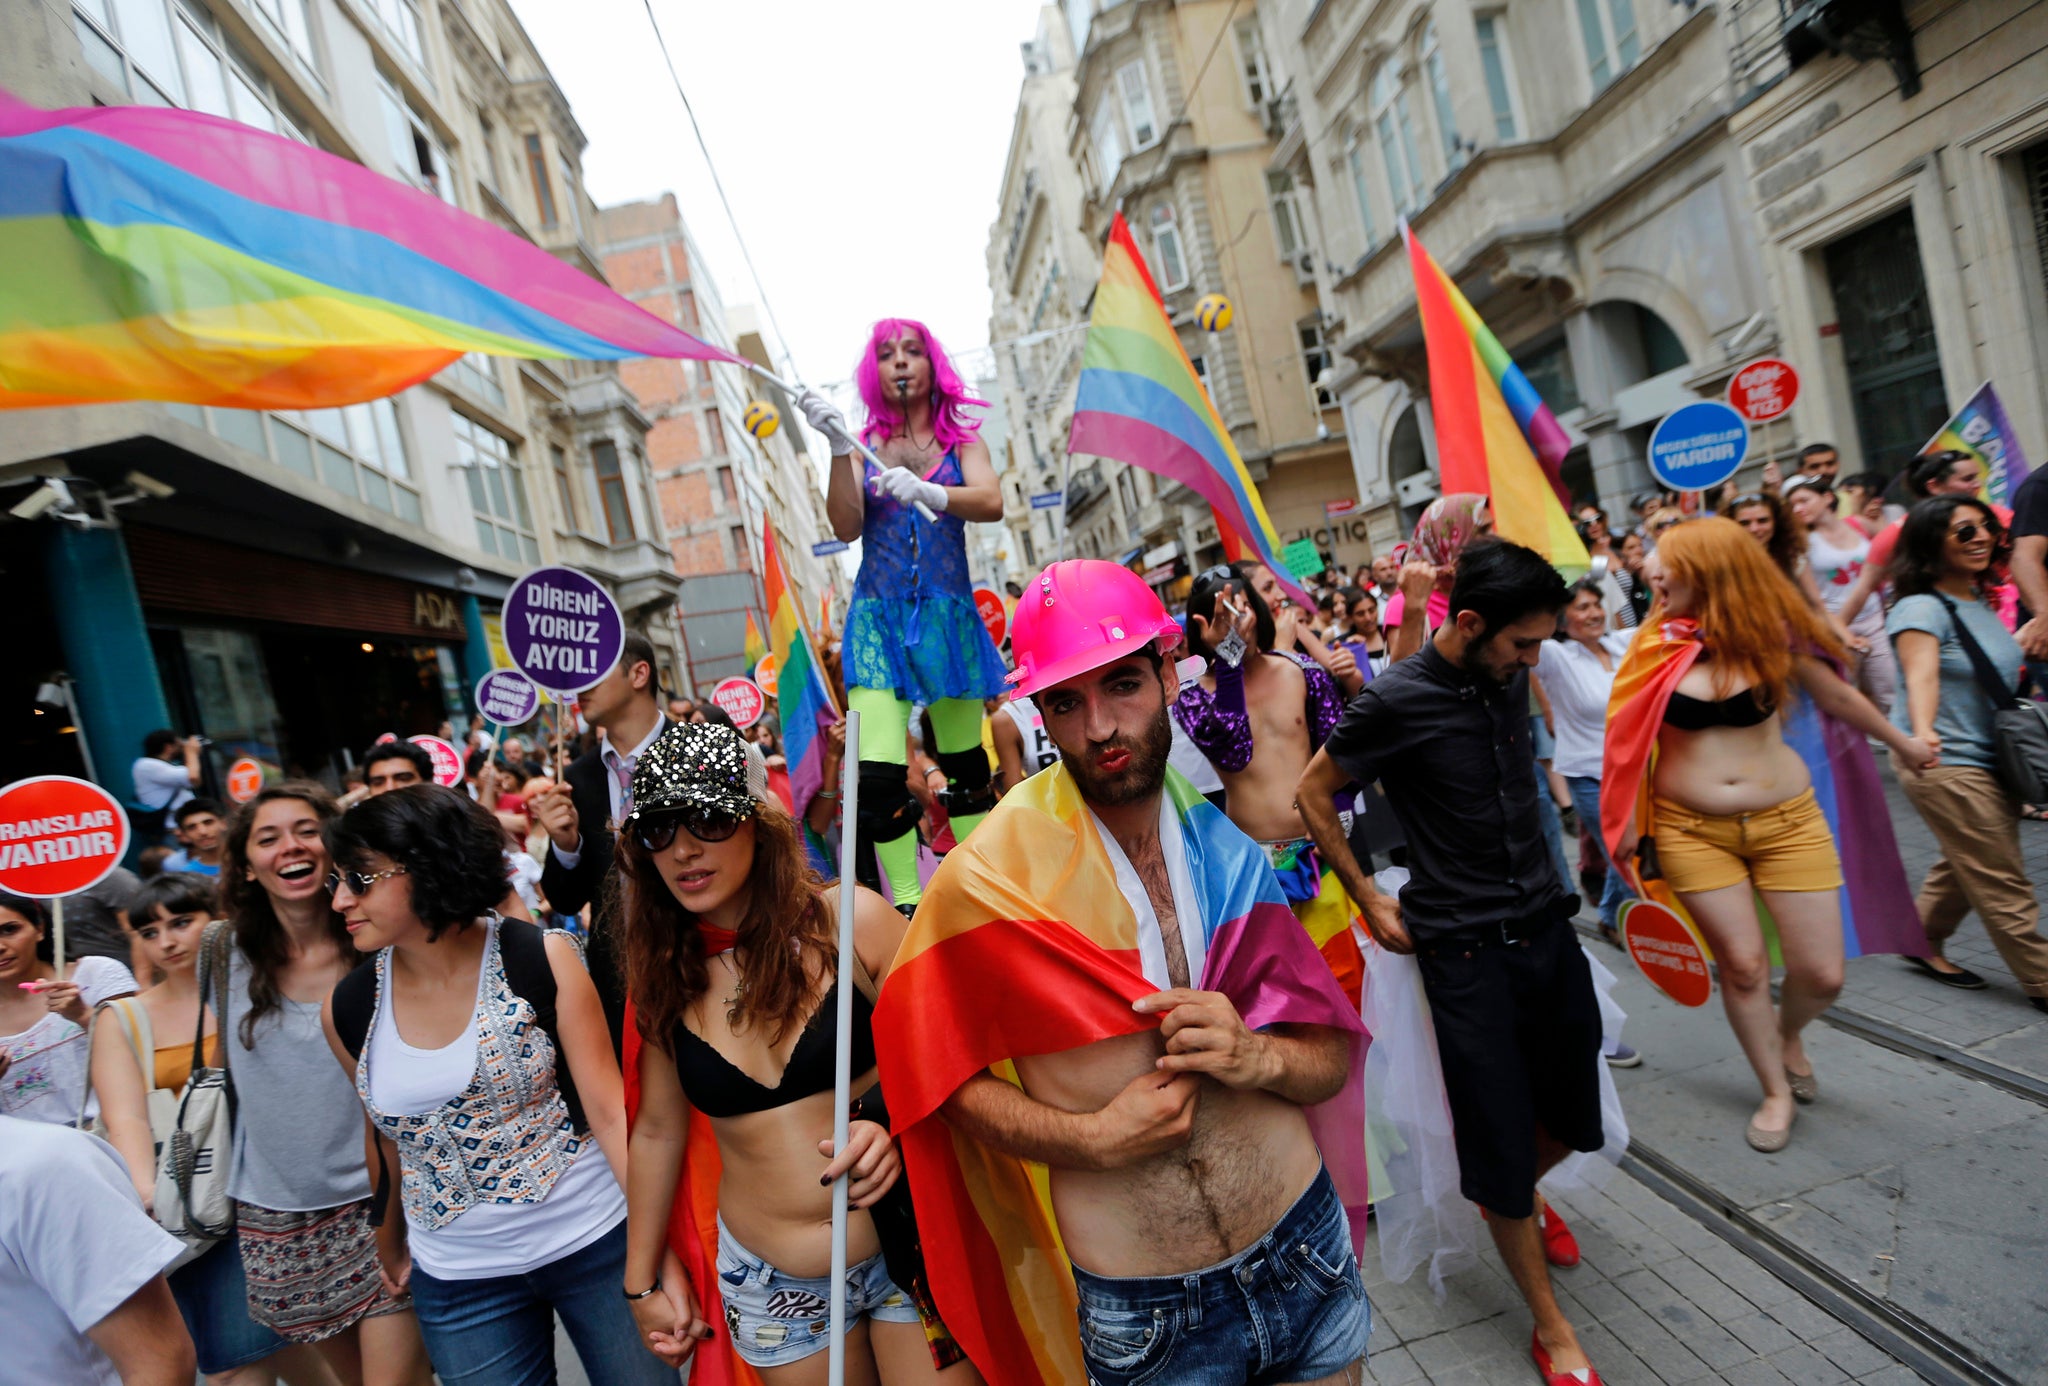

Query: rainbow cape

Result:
[1070,212,1314,608]
[875,765,1368,1386]
[1403,223,1589,574]
[0,92,740,409]
[1599,617,1929,960]
[763,524,841,818]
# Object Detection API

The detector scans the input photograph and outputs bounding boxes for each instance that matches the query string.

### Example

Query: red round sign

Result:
[1727,357,1800,423]
[1620,898,1713,1008]
[712,677,766,729]
[974,588,1007,646]
[226,758,264,804]
[408,735,466,788]
[0,775,131,899]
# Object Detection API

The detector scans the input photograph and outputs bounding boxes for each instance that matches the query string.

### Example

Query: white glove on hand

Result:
[796,390,855,455]
[873,466,948,514]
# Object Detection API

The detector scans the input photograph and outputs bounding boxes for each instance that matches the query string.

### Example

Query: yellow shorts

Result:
[1651,786,1844,896]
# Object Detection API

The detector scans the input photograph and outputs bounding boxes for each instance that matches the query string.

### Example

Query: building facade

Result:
[1,0,681,800]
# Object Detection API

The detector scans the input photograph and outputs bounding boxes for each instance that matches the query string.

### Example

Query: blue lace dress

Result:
[844,451,1010,705]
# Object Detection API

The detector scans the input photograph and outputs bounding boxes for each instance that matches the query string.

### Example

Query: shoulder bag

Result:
[159,921,238,1262]
[1931,593,2048,804]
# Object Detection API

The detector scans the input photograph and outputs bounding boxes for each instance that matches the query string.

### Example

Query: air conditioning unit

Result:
[1395,472,1440,509]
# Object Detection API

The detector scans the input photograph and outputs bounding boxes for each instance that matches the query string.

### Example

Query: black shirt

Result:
[1324,641,1566,939]
[2013,463,2048,626]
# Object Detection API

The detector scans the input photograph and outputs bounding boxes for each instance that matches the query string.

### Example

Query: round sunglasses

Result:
[631,805,751,852]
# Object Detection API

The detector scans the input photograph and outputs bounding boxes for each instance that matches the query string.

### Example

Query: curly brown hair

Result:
[220,782,352,1048]
[616,796,837,1050]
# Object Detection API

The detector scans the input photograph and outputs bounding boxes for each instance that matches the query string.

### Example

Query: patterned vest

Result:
[354,922,586,1229]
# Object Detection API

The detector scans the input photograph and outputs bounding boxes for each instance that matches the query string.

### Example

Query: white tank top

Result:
[1002,696,1061,778]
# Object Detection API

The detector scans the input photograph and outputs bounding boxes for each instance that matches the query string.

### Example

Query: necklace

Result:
[723,966,747,1026]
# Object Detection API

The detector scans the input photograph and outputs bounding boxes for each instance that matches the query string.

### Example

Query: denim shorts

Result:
[167,1237,289,1375]
[1069,1165,1370,1386]
[715,1216,921,1368]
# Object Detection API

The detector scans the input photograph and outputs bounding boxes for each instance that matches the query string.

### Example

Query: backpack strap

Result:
[331,957,380,1063]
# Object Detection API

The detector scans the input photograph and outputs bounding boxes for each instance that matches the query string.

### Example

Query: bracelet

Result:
[623,1275,662,1301]
[816,788,839,800]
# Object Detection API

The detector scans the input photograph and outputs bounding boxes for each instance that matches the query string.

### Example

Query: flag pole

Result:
[827,707,861,1386]
[741,361,940,523]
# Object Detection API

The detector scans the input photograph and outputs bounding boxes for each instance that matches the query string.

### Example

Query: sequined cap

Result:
[626,722,759,824]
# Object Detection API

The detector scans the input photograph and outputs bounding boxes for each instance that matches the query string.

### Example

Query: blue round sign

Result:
[1647,400,1750,493]
[503,566,625,696]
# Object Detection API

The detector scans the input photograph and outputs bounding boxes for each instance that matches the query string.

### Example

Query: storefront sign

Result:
[1620,898,1712,1008]
[504,566,625,695]
[1141,541,1179,569]
[1726,357,1800,423]
[712,677,766,729]
[811,539,850,557]
[0,776,129,898]
[412,590,465,634]
[226,758,264,804]
[474,668,543,727]
[1324,498,1358,516]
[1142,563,1177,585]
[973,588,1007,646]
[753,655,780,699]
[407,735,465,789]
[1648,400,1750,493]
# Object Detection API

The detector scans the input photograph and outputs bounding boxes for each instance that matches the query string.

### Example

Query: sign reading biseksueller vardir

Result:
[1647,400,1750,493]
[503,566,625,696]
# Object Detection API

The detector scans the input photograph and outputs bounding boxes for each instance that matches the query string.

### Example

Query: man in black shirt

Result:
[1296,540,1607,1386]
[2011,461,2047,677]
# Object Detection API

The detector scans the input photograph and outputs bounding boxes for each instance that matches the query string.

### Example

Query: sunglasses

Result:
[326,865,406,896]
[631,805,751,852]
[1949,522,1988,543]
[1650,518,1681,533]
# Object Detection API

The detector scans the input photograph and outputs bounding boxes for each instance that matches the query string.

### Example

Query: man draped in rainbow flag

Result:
[875,561,1372,1386]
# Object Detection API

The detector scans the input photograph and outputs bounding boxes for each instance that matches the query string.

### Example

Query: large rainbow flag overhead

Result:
[876,765,1368,1386]
[0,92,741,410]
[1403,223,1588,573]
[1070,212,1315,607]
[762,524,840,818]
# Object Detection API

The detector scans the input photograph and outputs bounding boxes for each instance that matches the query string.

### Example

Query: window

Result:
[440,352,506,410]
[1371,60,1426,215]
[729,524,750,567]
[274,399,417,518]
[475,110,499,195]
[1344,132,1377,250]
[1063,0,1091,53]
[1576,0,1639,92]
[362,0,425,68]
[525,133,558,228]
[1300,320,1334,407]
[1515,336,1581,413]
[75,0,313,136]
[1234,17,1274,107]
[1149,201,1188,291]
[1117,61,1157,148]
[1420,23,1460,166]
[1474,14,1520,140]
[454,414,540,563]
[1091,98,1124,191]
[677,290,699,332]
[551,443,582,531]
[591,439,637,545]
[704,406,724,452]
[378,73,454,205]
[718,465,736,504]
[1267,169,1306,262]
[558,151,586,241]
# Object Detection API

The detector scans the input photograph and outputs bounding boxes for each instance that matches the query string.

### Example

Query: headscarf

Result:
[1410,494,1490,568]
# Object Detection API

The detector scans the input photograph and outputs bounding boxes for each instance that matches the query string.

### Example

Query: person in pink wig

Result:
[798,320,1009,912]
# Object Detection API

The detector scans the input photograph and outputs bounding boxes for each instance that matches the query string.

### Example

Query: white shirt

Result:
[1090,795,1206,991]
[0,1116,184,1385]
[549,716,670,869]
[1000,697,1061,779]
[1536,634,1633,780]
[0,957,138,1126]
[129,755,192,814]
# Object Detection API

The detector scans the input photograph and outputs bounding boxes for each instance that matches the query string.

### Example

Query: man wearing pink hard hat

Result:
[874,561,1372,1385]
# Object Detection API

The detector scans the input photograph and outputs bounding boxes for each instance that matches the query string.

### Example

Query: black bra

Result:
[671,982,876,1119]
[1664,686,1775,731]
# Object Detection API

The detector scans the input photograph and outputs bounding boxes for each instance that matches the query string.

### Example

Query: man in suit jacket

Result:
[533,631,671,1054]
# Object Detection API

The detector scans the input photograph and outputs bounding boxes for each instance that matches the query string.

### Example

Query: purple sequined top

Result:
[1172,652,1344,775]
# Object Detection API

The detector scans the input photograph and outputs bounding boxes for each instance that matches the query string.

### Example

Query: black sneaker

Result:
[1905,956,1989,989]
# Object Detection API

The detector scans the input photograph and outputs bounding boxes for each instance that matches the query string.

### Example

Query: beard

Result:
[1061,703,1174,808]
[1458,640,1521,687]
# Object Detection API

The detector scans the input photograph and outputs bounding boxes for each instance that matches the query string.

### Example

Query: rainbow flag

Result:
[762,526,840,818]
[0,93,741,410]
[876,765,1368,1386]
[1070,212,1314,607]
[742,610,767,670]
[1403,223,1588,573]
[1921,381,2033,511]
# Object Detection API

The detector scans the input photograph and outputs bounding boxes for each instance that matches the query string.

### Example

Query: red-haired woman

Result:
[796,321,1010,915]
[1603,520,1936,1152]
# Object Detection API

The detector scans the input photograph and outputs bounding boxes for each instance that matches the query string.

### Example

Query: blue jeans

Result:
[1532,723,1571,890]
[714,1215,920,1367]
[168,1237,288,1375]
[1069,1165,1370,1385]
[1566,776,1627,932]
[408,1219,677,1386]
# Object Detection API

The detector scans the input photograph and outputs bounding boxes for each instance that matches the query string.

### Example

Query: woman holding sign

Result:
[1602,520,1935,1153]
[797,320,1008,913]
[0,892,137,1126]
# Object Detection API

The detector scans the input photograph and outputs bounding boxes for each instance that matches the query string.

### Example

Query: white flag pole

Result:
[742,361,941,524]
[827,706,861,1386]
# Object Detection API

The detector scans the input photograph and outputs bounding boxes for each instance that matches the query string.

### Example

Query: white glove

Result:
[796,389,855,455]
[873,466,948,513]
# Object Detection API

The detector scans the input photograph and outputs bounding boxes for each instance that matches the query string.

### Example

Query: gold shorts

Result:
[1651,786,1843,896]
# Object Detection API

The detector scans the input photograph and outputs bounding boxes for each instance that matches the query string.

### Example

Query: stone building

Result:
[1,0,682,797]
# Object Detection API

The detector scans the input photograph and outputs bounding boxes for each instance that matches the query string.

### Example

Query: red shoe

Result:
[1540,1205,1580,1267]
[1532,1330,1602,1385]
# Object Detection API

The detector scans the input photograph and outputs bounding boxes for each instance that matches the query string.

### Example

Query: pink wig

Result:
[854,318,987,454]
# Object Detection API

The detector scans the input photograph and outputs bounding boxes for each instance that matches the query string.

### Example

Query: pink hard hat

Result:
[1006,560,1184,699]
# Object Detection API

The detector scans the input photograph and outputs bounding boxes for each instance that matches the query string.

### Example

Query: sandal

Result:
[2020,804,2048,822]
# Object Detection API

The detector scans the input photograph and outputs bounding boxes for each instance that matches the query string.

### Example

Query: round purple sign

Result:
[474,667,543,726]
[503,566,625,696]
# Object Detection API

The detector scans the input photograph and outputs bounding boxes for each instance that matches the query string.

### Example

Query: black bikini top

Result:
[671,977,877,1119]
[1664,685,1775,731]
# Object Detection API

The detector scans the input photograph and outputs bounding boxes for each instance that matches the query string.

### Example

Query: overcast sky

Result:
[508,0,1048,399]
